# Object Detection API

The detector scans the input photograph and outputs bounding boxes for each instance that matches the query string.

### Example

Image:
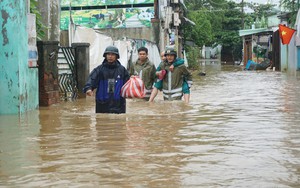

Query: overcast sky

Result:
[233,0,280,12]
[245,0,279,3]
[234,0,280,5]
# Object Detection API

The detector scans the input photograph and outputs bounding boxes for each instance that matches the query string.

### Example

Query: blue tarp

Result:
[245,59,271,70]
[245,60,257,70]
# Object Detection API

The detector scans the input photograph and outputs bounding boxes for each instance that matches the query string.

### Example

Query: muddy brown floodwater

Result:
[1,64,300,187]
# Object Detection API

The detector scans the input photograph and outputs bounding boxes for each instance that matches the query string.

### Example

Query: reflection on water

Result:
[1,65,300,187]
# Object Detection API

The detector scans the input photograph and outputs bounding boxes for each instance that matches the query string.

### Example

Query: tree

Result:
[217,1,243,63]
[184,10,213,47]
[246,2,276,18]
[30,0,46,40]
[183,1,243,63]
[280,0,299,25]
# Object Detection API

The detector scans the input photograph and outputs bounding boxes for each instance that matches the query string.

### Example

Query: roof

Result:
[239,28,272,37]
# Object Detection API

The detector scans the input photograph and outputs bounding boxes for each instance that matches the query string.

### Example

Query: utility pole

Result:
[241,0,244,29]
[169,0,182,57]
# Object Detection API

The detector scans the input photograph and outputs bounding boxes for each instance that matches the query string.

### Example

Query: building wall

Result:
[267,15,280,27]
[287,34,297,73]
[243,36,252,64]
[60,27,160,48]
[281,44,288,71]
[0,0,39,114]
[297,47,300,70]
[99,27,157,42]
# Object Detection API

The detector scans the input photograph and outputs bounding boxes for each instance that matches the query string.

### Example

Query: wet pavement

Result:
[1,64,300,187]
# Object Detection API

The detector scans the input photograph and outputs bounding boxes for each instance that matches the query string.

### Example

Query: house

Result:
[239,28,276,68]
[277,10,300,72]
[239,8,300,72]
[239,12,281,70]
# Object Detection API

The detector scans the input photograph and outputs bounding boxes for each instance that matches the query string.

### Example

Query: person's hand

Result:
[86,89,93,96]
[158,70,167,80]
[169,65,174,72]
[156,71,161,76]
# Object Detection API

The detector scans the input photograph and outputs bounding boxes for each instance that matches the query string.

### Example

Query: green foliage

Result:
[281,0,299,11]
[184,10,213,47]
[183,0,243,62]
[280,0,299,25]
[217,1,242,46]
[185,46,200,70]
[246,3,276,18]
[242,2,276,29]
[183,0,279,62]
[30,0,46,40]
[218,2,243,61]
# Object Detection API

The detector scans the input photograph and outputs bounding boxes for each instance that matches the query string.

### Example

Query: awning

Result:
[182,17,195,26]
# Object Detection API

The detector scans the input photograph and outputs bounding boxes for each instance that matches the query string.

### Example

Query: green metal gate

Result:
[58,47,78,100]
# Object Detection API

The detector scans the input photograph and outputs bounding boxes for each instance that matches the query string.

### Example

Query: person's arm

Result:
[182,66,193,88]
[170,58,184,72]
[149,87,158,102]
[83,67,101,95]
[124,67,130,82]
[150,64,157,84]
[156,62,162,72]
[173,58,184,67]
[155,62,164,76]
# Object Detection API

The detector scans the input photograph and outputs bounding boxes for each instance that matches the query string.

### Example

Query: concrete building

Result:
[0,0,39,114]
[239,15,280,70]
[0,0,61,114]
[239,8,300,73]
[278,10,300,73]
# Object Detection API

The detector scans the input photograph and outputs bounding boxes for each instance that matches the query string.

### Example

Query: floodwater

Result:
[1,64,300,187]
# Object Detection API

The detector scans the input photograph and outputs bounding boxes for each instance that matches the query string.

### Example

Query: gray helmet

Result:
[164,48,177,57]
[103,45,120,59]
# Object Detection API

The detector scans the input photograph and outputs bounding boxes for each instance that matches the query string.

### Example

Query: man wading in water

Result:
[83,46,130,113]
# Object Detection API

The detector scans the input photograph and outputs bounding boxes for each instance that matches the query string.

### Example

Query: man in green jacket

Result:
[128,47,156,100]
[149,48,192,102]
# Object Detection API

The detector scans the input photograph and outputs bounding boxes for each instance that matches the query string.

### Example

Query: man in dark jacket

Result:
[83,46,130,113]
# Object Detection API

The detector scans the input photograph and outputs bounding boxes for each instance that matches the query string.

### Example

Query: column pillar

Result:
[37,41,60,106]
[72,43,90,98]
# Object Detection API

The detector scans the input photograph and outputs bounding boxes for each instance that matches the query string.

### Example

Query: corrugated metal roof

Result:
[239,28,272,37]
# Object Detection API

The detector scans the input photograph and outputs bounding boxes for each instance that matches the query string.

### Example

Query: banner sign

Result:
[61,0,154,7]
[60,7,154,30]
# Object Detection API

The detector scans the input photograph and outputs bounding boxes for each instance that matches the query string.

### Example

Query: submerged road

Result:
[1,64,300,187]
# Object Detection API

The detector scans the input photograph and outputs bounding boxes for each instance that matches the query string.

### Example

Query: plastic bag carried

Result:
[121,76,145,98]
